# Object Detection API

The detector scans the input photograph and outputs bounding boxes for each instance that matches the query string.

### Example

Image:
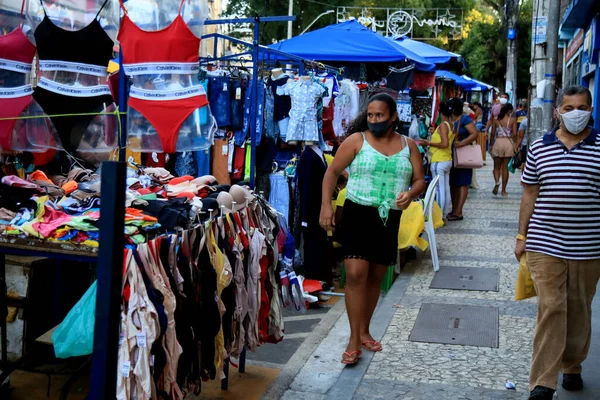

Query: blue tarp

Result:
[435,70,478,90]
[461,75,496,92]
[268,20,435,71]
[394,36,463,66]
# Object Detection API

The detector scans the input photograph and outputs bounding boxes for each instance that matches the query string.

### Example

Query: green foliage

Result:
[460,17,506,91]
[460,0,532,98]
[517,0,533,97]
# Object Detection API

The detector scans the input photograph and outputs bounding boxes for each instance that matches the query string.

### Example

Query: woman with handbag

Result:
[420,101,455,224]
[490,104,518,196]
[448,97,480,221]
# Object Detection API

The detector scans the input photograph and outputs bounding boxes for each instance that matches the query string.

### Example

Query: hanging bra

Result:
[34,0,114,76]
[118,0,209,153]
[32,0,115,153]
[0,0,38,151]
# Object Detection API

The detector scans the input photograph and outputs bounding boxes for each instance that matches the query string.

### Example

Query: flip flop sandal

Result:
[492,184,499,195]
[362,340,383,352]
[341,350,362,365]
[447,214,464,221]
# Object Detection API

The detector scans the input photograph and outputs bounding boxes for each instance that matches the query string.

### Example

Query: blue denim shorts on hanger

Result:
[230,79,245,130]
[209,76,231,127]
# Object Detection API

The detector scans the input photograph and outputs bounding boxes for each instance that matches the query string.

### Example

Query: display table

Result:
[0,240,97,385]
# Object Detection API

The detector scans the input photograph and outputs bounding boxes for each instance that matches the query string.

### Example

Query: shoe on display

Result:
[562,373,583,391]
[528,386,555,400]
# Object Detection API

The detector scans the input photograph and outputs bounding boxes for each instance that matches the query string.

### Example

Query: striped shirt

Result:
[521,127,600,260]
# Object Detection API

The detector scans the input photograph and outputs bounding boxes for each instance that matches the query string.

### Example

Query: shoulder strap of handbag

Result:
[455,117,462,143]
[504,115,515,144]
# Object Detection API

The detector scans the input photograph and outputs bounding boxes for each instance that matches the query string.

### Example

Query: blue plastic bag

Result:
[52,281,97,358]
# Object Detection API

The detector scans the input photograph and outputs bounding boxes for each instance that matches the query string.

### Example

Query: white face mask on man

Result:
[499,98,508,105]
[559,109,592,135]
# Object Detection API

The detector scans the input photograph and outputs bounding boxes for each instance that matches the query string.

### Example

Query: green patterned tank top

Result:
[346,133,413,222]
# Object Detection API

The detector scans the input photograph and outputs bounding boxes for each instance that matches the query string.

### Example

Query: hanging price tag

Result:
[136,331,147,348]
[235,87,242,100]
[152,152,159,163]
[118,332,125,347]
[222,145,228,155]
[150,355,155,367]
[122,361,131,377]
[223,83,228,92]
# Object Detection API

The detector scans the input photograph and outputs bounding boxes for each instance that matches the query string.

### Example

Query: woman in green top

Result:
[320,93,426,365]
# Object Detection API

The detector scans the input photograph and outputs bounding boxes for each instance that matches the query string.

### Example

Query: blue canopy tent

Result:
[435,70,478,91]
[268,20,435,71]
[460,75,496,92]
[394,36,465,70]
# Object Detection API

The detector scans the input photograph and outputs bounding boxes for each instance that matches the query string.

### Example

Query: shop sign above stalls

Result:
[566,29,585,63]
[581,16,599,78]
[336,7,465,40]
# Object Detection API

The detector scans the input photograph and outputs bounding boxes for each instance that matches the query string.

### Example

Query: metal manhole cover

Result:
[430,267,499,292]
[409,303,499,348]
[489,221,519,230]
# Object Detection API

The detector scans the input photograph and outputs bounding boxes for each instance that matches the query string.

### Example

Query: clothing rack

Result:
[199,27,342,191]
[92,15,300,397]
[0,14,301,399]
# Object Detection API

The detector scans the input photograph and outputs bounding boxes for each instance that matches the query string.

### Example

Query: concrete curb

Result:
[326,262,417,400]
[262,300,346,400]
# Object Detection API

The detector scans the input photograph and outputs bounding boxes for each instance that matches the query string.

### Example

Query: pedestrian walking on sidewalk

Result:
[420,101,456,223]
[319,93,425,365]
[515,86,599,400]
[490,103,518,196]
[447,98,479,221]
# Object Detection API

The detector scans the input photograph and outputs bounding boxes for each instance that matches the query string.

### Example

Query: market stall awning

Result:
[560,0,599,33]
[460,75,496,92]
[268,20,436,71]
[394,36,464,68]
[435,70,478,90]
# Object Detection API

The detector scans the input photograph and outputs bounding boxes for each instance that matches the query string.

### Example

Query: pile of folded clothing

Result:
[0,166,258,247]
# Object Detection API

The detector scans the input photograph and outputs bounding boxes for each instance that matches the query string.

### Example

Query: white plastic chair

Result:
[423,175,440,272]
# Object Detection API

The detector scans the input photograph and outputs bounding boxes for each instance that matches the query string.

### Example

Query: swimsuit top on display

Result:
[117,0,201,76]
[0,0,36,73]
[34,0,114,77]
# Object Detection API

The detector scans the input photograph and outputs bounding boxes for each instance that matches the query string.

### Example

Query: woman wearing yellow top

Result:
[421,101,456,223]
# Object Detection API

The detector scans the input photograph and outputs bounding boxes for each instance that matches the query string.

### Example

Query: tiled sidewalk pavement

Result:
[345,166,533,399]
[270,163,600,400]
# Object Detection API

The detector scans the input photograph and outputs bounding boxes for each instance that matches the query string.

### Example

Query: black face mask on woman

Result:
[368,120,391,137]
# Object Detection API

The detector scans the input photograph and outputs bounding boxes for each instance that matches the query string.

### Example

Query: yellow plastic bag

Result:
[398,202,428,251]
[432,201,444,229]
[515,255,536,300]
[398,201,445,251]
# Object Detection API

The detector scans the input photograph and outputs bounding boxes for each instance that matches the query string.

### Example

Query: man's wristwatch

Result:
[516,234,526,242]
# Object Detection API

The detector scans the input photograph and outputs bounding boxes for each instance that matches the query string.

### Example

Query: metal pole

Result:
[118,50,126,161]
[249,18,260,189]
[505,0,518,104]
[542,0,560,134]
[300,10,334,35]
[287,0,294,38]
[89,161,126,400]
[529,0,560,142]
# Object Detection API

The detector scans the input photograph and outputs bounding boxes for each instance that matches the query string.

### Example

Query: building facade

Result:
[560,1,600,131]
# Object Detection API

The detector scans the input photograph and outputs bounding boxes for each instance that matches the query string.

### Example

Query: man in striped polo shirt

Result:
[515,86,598,400]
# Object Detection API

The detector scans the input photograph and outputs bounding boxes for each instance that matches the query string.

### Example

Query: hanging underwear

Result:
[118,0,208,153]
[32,0,114,153]
[33,79,114,152]
[0,0,37,151]
[0,85,34,150]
